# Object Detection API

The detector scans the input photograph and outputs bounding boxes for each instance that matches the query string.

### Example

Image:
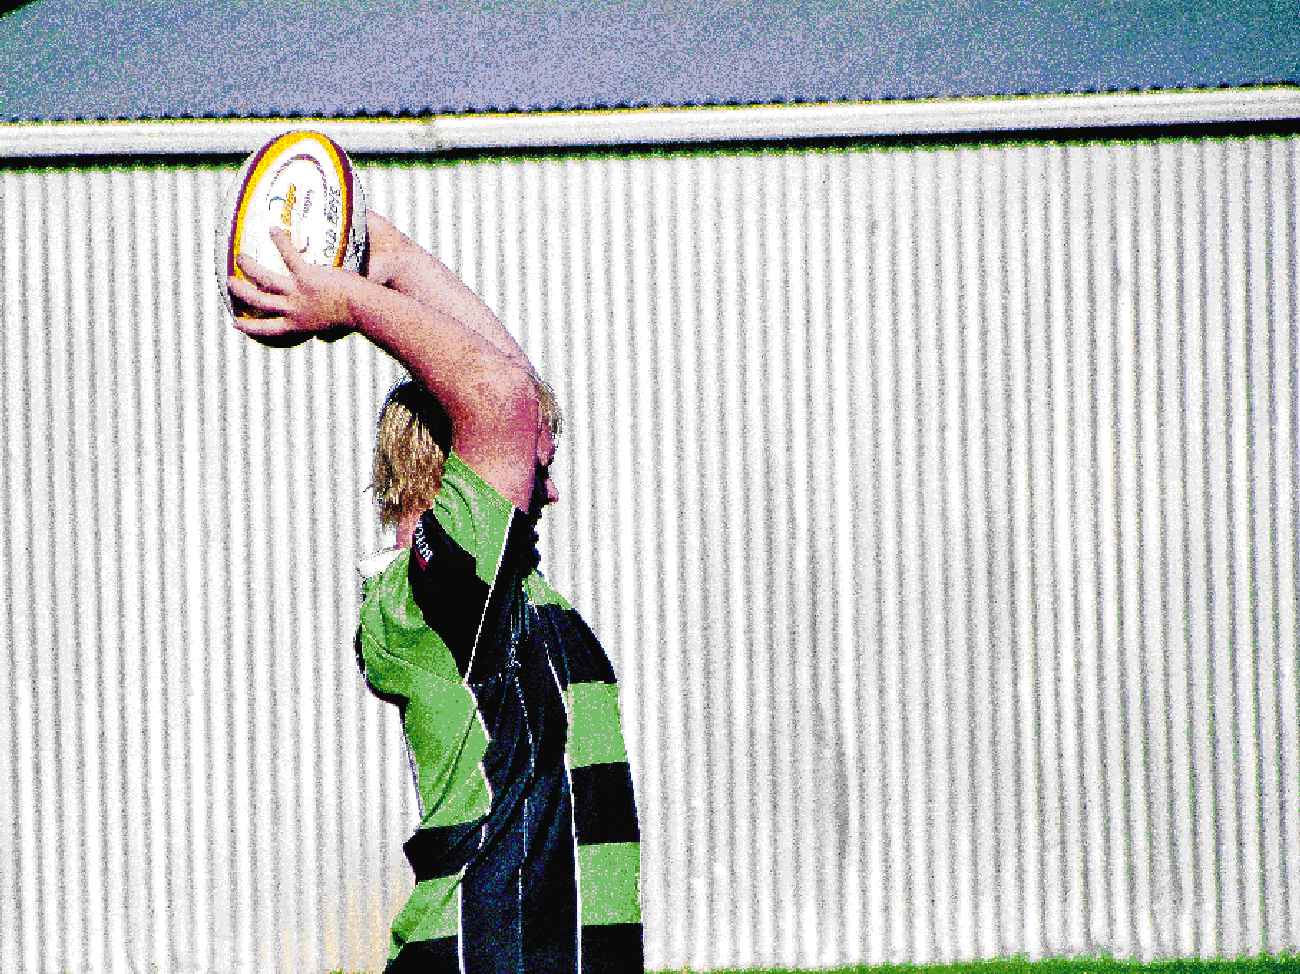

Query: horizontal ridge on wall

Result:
[1,86,1299,158]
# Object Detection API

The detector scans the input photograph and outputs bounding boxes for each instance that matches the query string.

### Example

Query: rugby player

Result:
[228,216,643,972]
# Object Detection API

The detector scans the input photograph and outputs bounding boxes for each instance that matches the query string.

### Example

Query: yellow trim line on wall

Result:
[1,86,1298,159]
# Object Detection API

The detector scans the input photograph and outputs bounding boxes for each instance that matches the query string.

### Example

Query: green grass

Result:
[650,957,1300,974]
[331,955,1300,974]
[322,951,1300,967]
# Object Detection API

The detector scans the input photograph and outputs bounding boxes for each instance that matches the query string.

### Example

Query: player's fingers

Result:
[231,313,294,337]
[227,275,292,313]
[270,227,307,276]
[233,315,317,348]
[235,252,292,293]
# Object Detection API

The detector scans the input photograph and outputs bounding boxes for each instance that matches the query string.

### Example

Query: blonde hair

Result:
[372,381,452,528]
[372,375,562,527]
[535,376,563,442]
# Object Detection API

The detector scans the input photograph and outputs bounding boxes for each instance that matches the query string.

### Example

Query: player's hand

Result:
[227,227,357,339]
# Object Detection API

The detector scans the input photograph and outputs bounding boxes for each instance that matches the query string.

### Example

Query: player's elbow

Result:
[494,367,544,439]
[459,363,541,446]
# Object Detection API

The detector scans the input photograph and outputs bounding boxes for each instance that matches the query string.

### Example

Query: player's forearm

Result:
[391,248,535,373]
[372,221,536,376]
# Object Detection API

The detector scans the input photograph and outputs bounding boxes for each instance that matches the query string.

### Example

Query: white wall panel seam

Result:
[0,171,18,972]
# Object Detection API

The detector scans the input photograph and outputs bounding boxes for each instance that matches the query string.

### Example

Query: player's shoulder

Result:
[355,545,464,689]
[356,545,434,661]
[413,450,521,584]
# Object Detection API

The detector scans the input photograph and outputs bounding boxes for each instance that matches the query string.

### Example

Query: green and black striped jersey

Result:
[357,451,643,972]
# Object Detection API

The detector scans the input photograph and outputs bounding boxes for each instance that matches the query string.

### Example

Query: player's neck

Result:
[396,509,420,549]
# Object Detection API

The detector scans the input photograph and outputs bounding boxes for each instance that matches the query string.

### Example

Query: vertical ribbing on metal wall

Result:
[1,135,1299,971]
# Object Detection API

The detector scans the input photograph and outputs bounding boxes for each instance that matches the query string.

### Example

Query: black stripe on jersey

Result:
[407,510,490,677]
[580,922,644,973]
[384,935,460,973]
[459,767,579,972]
[465,512,543,685]
[571,762,641,846]
[409,506,541,683]
[460,800,523,967]
[535,604,617,688]
[521,767,580,968]
[402,818,486,882]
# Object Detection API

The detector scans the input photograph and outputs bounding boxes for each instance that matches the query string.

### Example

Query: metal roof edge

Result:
[2,86,1298,159]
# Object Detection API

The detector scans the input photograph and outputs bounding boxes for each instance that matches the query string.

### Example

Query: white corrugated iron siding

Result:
[1,135,1298,972]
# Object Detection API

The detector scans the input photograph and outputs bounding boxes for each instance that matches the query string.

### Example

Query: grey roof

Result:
[1,0,1297,123]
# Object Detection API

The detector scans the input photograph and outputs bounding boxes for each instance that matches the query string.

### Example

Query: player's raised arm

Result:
[363,211,537,378]
[229,227,540,510]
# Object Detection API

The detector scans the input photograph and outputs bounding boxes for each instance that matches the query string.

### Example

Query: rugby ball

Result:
[217,129,367,318]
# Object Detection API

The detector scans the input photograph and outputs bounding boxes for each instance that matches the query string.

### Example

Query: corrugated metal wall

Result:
[2,135,1298,972]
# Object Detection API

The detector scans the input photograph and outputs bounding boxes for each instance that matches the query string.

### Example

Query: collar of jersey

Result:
[356,544,404,580]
